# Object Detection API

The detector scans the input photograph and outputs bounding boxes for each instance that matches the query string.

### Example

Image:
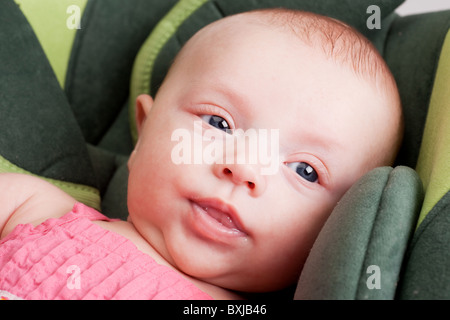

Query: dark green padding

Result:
[65,0,177,149]
[394,29,450,300]
[384,10,450,168]
[85,144,129,219]
[396,191,450,299]
[294,166,423,299]
[0,0,100,209]
[0,0,178,215]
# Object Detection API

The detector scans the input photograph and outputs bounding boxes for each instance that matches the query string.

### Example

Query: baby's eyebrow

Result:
[193,80,256,121]
[190,66,300,126]
[284,129,341,171]
[300,133,340,160]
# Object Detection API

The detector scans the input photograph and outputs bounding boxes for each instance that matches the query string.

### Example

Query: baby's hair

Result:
[247,8,398,101]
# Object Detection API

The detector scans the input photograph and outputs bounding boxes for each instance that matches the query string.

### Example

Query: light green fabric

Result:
[415,30,450,227]
[14,0,88,87]
[129,0,209,143]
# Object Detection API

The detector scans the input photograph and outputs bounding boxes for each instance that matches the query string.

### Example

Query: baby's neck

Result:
[188,277,244,300]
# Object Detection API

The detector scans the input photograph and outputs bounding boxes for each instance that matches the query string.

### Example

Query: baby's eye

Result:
[286,162,319,183]
[200,115,231,133]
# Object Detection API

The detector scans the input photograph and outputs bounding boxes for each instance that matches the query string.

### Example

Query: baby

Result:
[0,8,402,299]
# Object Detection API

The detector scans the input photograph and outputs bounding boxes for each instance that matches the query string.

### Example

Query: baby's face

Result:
[127,19,396,291]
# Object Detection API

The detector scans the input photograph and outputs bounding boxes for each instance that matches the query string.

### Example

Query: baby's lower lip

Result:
[189,201,248,243]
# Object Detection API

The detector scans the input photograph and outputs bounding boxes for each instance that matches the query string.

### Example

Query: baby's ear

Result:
[129,94,153,171]
[135,94,154,135]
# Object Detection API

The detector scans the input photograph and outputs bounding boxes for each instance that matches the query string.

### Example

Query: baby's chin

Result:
[183,263,300,294]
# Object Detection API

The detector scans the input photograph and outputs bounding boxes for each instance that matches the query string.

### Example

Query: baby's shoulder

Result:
[0,173,76,239]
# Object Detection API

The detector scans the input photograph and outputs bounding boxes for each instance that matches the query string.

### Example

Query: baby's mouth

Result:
[200,205,239,230]
[189,198,248,240]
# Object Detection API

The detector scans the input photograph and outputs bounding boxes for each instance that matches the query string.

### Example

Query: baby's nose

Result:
[213,163,266,197]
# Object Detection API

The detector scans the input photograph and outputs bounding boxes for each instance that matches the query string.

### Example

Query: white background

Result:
[396,0,450,15]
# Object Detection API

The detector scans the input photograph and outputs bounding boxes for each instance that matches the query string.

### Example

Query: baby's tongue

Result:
[204,206,237,230]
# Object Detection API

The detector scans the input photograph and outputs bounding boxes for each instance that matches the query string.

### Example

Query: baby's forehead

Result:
[182,10,395,95]
[172,16,382,115]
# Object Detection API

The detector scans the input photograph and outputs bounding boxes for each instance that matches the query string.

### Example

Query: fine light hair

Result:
[249,9,400,105]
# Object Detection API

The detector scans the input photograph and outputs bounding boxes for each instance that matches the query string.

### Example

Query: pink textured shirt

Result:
[0,203,211,300]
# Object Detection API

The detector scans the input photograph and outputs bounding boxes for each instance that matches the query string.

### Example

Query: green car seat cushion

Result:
[395,190,450,299]
[415,29,450,227]
[384,10,450,168]
[0,0,101,210]
[129,0,404,143]
[129,0,209,143]
[65,0,178,146]
[395,28,450,300]
[294,166,423,299]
